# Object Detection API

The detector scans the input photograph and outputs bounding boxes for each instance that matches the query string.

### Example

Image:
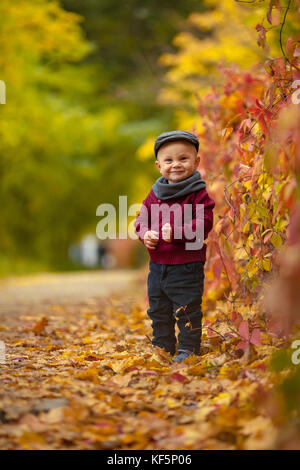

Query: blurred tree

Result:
[155,0,299,129]
[61,0,210,199]
[0,0,207,274]
[62,0,206,93]
[0,0,97,271]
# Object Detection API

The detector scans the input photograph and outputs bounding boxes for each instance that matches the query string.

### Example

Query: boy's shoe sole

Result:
[171,349,193,363]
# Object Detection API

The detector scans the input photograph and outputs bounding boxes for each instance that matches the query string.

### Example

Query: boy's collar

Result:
[152,170,206,200]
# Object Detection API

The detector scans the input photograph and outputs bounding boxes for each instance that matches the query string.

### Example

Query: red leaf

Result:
[231,311,238,322]
[238,321,250,341]
[258,114,268,136]
[255,98,263,109]
[247,106,260,116]
[125,366,139,372]
[84,355,99,361]
[207,327,215,337]
[95,422,111,429]
[169,372,189,383]
[231,311,243,327]
[250,328,261,346]
[254,362,266,371]
[204,320,215,337]
[212,260,222,280]
[235,340,248,352]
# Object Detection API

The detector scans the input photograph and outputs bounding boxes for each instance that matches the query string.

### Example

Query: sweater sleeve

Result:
[171,189,215,245]
[134,193,151,244]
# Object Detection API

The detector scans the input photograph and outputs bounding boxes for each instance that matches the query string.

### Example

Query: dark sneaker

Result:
[171,349,193,363]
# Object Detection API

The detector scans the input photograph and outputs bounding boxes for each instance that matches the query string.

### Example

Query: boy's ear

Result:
[155,160,161,171]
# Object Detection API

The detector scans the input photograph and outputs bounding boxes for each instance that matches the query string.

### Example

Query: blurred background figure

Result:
[68,234,116,269]
[80,234,99,268]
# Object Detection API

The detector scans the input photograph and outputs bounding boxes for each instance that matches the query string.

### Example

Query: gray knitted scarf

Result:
[152,170,206,200]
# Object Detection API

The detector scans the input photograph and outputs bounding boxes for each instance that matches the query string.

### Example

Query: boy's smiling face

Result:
[155,140,200,184]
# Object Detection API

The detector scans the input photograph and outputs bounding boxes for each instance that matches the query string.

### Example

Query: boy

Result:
[134,130,215,363]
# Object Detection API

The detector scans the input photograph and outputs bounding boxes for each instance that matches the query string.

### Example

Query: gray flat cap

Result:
[154,130,199,158]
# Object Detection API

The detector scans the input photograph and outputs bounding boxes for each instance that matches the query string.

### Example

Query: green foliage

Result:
[279,366,300,416]
[62,0,206,85]
[0,0,203,273]
[0,0,100,270]
[270,348,293,372]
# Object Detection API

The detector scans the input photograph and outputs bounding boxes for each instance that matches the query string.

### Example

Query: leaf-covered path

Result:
[0,268,283,450]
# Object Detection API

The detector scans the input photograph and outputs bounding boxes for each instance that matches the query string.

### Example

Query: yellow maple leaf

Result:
[76,367,99,384]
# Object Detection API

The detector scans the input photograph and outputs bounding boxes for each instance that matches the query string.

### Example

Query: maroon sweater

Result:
[134,188,215,264]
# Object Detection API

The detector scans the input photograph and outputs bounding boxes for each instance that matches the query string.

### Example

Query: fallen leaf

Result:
[32,316,48,334]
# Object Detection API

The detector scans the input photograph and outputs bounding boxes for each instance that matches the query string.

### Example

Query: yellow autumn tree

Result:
[0,0,100,272]
[156,0,288,131]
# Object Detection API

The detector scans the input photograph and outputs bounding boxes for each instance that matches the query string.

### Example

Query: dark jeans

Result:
[147,260,205,356]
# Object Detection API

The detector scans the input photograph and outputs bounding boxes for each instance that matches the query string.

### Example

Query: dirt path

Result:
[0,269,142,319]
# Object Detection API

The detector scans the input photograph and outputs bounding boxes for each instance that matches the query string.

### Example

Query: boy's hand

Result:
[162,223,172,243]
[144,230,159,249]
